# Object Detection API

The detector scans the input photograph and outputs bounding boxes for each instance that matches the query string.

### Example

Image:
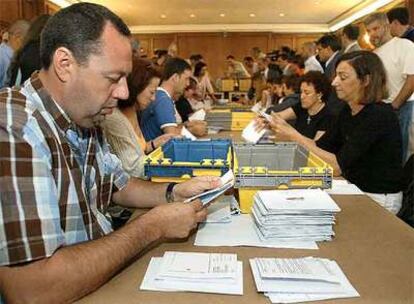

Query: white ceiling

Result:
[58,0,401,33]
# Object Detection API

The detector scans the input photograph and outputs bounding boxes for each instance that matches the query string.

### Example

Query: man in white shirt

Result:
[365,12,414,162]
[300,41,324,74]
[341,24,362,53]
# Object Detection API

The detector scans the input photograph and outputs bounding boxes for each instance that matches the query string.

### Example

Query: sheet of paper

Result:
[325,179,364,195]
[140,258,244,295]
[159,252,237,279]
[251,102,262,113]
[181,126,197,140]
[250,258,359,297]
[242,120,266,144]
[195,214,318,249]
[188,109,206,121]
[256,189,341,212]
[204,196,234,223]
[207,126,223,134]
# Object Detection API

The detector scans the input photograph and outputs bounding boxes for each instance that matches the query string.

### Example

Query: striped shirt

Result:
[0,73,129,266]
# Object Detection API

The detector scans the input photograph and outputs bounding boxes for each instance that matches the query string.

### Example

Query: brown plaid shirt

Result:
[0,73,129,266]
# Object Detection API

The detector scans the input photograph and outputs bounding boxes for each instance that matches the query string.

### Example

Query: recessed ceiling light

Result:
[160,14,167,19]
[279,13,285,17]
[190,13,196,18]
[220,13,225,17]
[249,13,256,17]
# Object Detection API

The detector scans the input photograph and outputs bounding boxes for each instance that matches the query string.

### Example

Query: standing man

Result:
[0,4,219,303]
[365,12,414,162]
[301,41,324,74]
[387,7,414,42]
[341,24,362,53]
[0,20,29,88]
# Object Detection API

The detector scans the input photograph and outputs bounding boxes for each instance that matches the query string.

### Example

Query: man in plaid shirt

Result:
[0,3,220,303]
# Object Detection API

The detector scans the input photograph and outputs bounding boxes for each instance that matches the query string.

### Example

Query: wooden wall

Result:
[133,32,321,79]
[0,0,58,34]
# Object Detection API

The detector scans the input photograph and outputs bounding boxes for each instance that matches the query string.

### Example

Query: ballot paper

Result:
[251,102,262,113]
[250,257,359,303]
[140,252,243,295]
[325,179,364,195]
[188,109,206,121]
[207,126,223,134]
[181,126,197,140]
[252,189,340,242]
[195,214,318,250]
[184,170,234,206]
[204,195,239,223]
[242,120,266,143]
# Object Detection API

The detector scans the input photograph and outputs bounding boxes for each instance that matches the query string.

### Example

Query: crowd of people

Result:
[0,3,413,303]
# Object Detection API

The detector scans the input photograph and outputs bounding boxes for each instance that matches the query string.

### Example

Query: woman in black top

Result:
[269,71,333,140]
[270,51,403,214]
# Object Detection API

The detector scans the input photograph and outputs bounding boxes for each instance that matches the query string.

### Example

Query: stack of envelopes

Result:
[252,189,341,242]
[250,257,359,303]
[140,251,243,295]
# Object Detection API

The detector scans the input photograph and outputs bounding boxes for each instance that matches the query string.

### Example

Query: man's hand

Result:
[173,176,221,201]
[153,133,179,149]
[186,120,208,137]
[146,200,207,238]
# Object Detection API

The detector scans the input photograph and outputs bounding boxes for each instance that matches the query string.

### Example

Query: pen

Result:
[286,197,305,200]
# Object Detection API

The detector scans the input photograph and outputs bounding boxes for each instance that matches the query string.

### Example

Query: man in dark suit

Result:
[316,34,344,115]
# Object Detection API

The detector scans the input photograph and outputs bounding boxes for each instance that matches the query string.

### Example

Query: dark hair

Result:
[8,14,51,85]
[387,7,409,25]
[343,24,360,41]
[185,77,198,91]
[162,57,191,81]
[282,75,300,93]
[40,3,130,69]
[155,49,168,58]
[190,54,203,61]
[268,75,283,85]
[299,71,331,102]
[120,58,161,109]
[267,63,282,82]
[244,56,254,62]
[193,61,207,77]
[226,55,235,60]
[316,34,342,52]
[335,51,388,104]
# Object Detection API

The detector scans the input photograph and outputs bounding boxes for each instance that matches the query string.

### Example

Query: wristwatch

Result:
[165,182,178,203]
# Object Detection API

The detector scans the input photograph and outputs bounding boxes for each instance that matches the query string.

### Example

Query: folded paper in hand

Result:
[184,170,234,206]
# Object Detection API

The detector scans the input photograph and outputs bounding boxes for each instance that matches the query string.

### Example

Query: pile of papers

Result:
[252,189,341,242]
[188,109,206,121]
[250,257,359,303]
[140,251,243,295]
[325,179,364,195]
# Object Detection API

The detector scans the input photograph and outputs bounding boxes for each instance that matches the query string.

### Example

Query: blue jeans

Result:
[399,100,414,163]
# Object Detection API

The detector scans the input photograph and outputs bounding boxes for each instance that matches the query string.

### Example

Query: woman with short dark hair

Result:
[269,51,403,213]
[268,71,333,140]
[101,58,174,178]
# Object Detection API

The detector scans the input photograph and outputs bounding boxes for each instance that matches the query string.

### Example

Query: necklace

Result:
[306,103,325,125]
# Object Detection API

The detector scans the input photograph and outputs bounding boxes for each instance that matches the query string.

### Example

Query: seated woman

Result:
[101,58,174,178]
[269,51,403,214]
[268,71,333,140]
[194,61,217,104]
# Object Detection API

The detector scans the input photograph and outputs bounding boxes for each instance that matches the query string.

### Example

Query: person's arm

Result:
[112,175,221,208]
[269,115,341,175]
[0,201,207,304]
[392,75,414,109]
[162,125,181,135]
[271,107,297,121]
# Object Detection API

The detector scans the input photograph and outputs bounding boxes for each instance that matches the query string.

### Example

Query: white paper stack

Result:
[140,251,243,295]
[250,257,359,303]
[252,189,341,242]
[188,109,206,121]
[325,179,364,195]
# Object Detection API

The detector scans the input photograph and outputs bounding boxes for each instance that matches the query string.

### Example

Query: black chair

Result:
[397,154,414,227]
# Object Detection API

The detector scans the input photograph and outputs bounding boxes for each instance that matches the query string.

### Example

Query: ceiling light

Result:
[220,13,225,17]
[160,14,167,19]
[249,13,256,17]
[279,13,285,17]
[190,14,196,18]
